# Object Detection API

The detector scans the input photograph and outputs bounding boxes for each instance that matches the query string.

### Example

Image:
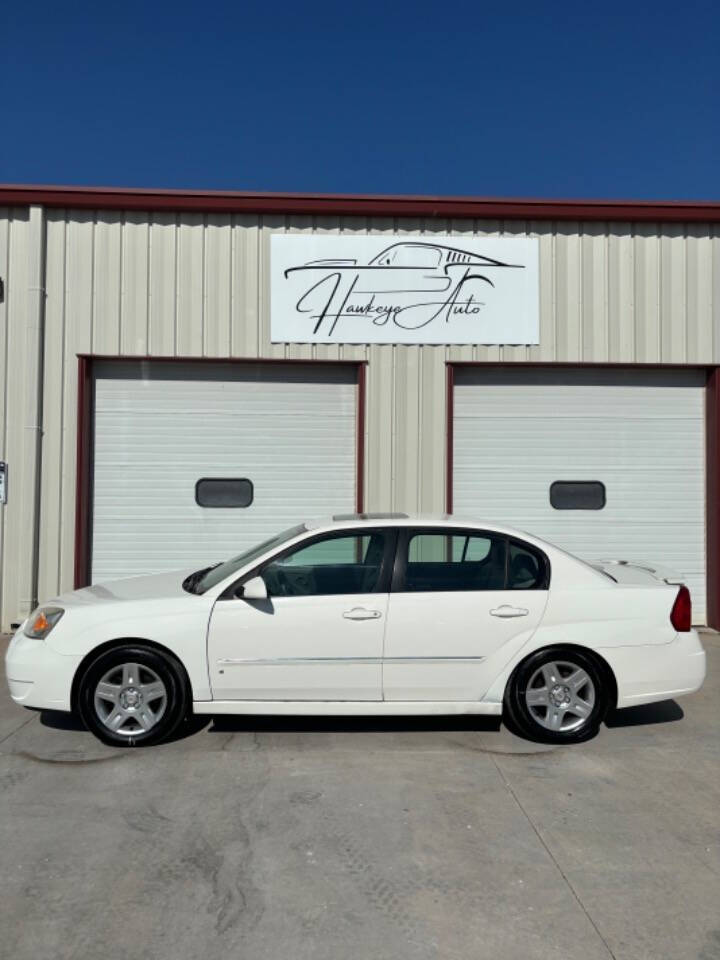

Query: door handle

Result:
[489,605,529,618]
[343,607,382,621]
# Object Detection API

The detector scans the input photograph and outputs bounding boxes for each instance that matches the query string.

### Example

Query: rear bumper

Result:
[601,629,706,709]
[5,629,79,712]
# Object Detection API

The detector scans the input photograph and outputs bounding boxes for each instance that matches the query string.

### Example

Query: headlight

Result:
[24,607,65,639]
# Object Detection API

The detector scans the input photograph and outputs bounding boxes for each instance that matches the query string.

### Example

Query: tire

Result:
[77,645,189,747]
[504,647,608,744]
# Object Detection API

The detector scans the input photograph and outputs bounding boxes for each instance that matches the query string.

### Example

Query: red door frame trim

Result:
[356,362,366,514]
[445,361,720,630]
[707,369,720,629]
[446,365,454,516]
[73,356,93,588]
[74,355,367,589]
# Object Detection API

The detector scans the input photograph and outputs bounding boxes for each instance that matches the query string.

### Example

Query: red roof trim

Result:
[2,184,720,222]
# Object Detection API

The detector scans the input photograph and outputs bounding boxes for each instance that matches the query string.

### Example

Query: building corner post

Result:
[18,204,47,621]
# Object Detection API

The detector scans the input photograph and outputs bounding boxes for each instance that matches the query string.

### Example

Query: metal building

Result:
[1,186,719,631]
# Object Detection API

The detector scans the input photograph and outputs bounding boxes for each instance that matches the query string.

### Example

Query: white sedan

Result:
[5,515,706,747]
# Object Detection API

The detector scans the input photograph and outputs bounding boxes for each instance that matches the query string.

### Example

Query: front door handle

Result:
[343,607,382,621]
[489,605,529,618]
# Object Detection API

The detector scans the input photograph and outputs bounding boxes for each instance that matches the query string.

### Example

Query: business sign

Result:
[271,235,539,345]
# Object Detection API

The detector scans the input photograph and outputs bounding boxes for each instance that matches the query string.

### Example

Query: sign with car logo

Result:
[271,235,539,344]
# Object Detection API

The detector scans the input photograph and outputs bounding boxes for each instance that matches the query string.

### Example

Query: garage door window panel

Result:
[195,478,254,508]
[550,481,606,511]
[262,532,391,597]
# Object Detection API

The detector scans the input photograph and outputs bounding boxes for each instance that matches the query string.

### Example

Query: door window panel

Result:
[262,533,387,597]
[404,533,506,592]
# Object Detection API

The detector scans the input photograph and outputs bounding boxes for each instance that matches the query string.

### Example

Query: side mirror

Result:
[240,575,267,601]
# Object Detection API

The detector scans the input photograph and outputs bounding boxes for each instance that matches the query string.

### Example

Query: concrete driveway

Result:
[1,633,718,960]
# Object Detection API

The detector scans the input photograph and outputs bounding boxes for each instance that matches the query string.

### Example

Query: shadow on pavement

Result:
[605,698,683,728]
[38,709,212,743]
[35,699,683,744]
[208,714,504,735]
[39,710,86,731]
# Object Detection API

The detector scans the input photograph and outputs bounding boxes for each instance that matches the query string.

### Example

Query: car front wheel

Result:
[77,645,189,747]
[504,647,609,744]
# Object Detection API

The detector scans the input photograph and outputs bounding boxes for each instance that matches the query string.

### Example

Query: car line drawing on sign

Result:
[282,241,525,335]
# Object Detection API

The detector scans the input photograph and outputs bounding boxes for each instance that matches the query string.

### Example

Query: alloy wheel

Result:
[93,661,167,736]
[524,659,596,733]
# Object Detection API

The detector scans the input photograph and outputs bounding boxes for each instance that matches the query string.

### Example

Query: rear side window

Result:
[404,533,507,592]
[400,531,549,592]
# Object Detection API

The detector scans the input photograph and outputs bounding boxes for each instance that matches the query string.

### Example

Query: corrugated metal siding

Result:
[0,208,718,628]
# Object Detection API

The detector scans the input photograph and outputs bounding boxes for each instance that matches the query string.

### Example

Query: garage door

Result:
[91,361,359,583]
[453,368,707,623]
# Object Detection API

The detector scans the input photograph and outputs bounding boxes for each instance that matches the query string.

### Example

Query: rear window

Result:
[508,541,546,589]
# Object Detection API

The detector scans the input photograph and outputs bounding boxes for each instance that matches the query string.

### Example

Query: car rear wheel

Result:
[77,645,189,747]
[504,647,608,744]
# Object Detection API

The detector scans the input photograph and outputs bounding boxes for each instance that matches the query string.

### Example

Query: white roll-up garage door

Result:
[91,361,359,583]
[453,367,707,623]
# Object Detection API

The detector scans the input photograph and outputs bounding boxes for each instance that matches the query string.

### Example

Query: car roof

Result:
[304,513,535,537]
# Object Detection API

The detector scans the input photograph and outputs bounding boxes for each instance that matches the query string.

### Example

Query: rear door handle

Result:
[490,605,529,618]
[343,607,382,621]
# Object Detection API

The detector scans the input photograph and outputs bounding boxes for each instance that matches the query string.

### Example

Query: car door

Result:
[207,528,395,701]
[383,528,549,701]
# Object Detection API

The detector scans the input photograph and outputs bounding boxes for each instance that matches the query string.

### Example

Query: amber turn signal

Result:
[23,606,65,639]
[31,612,50,634]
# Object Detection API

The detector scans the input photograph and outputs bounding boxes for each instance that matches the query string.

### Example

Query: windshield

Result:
[185,524,307,595]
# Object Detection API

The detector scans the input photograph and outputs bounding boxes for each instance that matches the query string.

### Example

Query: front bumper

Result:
[602,629,707,709]
[5,629,81,712]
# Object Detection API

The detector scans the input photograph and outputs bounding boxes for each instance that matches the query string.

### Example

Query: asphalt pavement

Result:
[1,633,719,960]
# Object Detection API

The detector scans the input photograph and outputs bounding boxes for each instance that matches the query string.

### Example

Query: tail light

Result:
[670,585,692,632]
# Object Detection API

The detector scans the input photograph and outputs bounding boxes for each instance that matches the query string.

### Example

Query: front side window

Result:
[404,532,507,592]
[261,532,390,597]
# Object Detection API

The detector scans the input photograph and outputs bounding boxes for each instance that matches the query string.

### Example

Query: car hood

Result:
[55,569,197,607]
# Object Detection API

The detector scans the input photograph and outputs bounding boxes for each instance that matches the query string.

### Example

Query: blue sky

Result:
[2,0,718,199]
